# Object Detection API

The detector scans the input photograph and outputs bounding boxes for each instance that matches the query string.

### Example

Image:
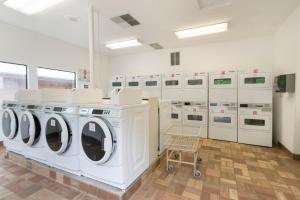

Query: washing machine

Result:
[111,75,126,90]
[79,103,149,190]
[125,75,144,89]
[209,71,237,103]
[19,103,47,164]
[209,102,237,142]
[182,102,208,138]
[142,74,162,99]
[182,72,208,103]
[238,69,272,103]
[162,73,183,101]
[1,101,22,154]
[43,104,80,174]
[238,103,272,147]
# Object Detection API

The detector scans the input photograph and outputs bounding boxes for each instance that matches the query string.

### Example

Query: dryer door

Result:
[20,111,41,146]
[81,117,114,164]
[45,114,71,154]
[1,109,18,139]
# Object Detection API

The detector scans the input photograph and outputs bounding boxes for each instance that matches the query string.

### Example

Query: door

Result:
[126,76,143,88]
[45,114,71,154]
[239,71,271,89]
[239,114,271,131]
[1,109,18,139]
[183,73,207,89]
[183,110,207,126]
[111,76,125,89]
[210,112,236,128]
[162,74,182,89]
[81,117,114,164]
[171,105,182,124]
[144,75,161,89]
[20,111,41,146]
[210,72,237,89]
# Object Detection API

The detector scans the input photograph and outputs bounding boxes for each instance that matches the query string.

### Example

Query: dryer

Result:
[125,75,144,89]
[79,103,149,190]
[209,102,237,142]
[182,102,208,138]
[1,101,22,154]
[43,104,80,175]
[238,103,272,147]
[142,74,162,99]
[168,102,183,135]
[111,75,126,90]
[162,73,183,101]
[19,103,46,164]
[182,72,208,103]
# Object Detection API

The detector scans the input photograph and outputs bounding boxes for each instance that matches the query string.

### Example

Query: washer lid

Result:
[45,114,70,154]
[20,111,40,146]
[1,109,18,139]
[81,117,113,164]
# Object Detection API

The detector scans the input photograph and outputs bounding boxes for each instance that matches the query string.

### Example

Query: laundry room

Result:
[0,0,300,199]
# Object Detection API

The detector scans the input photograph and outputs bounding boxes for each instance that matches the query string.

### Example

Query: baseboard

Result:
[277,142,300,161]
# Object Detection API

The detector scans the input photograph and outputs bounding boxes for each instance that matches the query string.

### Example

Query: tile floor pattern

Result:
[0,140,300,200]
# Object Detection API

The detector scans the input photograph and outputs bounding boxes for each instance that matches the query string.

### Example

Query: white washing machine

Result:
[1,101,22,154]
[209,102,237,142]
[142,74,162,99]
[238,103,272,147]
[238,69,272,103]
[125,75,144,89]
[162,73,183,101]
[43,104,80,174]
[182,72,208,103]
[182,102,208,138]
[19,103,47,164]
[79,103,149,190]
[209,71,237,103]
[111,75,126,90]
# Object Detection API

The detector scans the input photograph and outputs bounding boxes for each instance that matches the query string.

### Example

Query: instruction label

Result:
[89,123,96,132]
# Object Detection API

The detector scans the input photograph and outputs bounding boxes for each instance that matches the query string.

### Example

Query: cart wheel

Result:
[197,158,202,164]
[194,170,201,177]
[166,165,173,172]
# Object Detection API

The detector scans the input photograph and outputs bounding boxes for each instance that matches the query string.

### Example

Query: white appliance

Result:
[111,75,126,90]
[238,103,272,147]
[168,102,183,135]
[1,101,22,154]
[43,104,81,174]
[162,73,183,101]
[209,102,238,142]
[182,102,208,138]
[125,75,144,89]
[79,103,149,190]
[141,74,162,99]
[158,100,171,155]
[209,71,237,103]
[111,88,142,106]
[182,72,208,103]
[19,103,47,164]
[238,69,272,103]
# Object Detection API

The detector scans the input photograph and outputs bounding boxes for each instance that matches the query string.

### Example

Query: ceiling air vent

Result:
[170,52,180,66]
[111,14,140,26]
[197,0,232,10]
[149,43,163,50]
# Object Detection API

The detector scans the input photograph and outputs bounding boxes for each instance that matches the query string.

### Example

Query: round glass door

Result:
[45,114,71,154]
[20,111,41,146]
[1,109,18,139]
[81,117,113,164]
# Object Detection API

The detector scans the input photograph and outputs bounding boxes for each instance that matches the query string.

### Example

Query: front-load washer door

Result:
[239,114,271,131]
[45,114,71,154]
[81,117,114,164]
[20,111,41,146]
[1,109,18,139]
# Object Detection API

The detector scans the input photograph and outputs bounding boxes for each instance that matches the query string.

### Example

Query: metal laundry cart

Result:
[165,135,201,177]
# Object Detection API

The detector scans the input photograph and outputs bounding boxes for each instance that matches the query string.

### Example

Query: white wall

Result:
[274,5,300,154]
[0,20,110,91]
[111,36,274,77]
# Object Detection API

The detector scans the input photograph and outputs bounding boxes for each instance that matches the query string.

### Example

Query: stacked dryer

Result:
[238,69,272,147]
[110,75,126,91]
[209,71,238,142]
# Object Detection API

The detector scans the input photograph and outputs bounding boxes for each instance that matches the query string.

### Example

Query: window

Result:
[0,61,27,103]
[37,67,76,89]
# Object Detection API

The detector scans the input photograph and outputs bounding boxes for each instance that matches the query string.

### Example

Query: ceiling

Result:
[0,0,299,56]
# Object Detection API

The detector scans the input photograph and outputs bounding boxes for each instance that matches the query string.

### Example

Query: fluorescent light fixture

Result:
[175,23,228,39]
[106,39,142,49]
[3,0,65,15]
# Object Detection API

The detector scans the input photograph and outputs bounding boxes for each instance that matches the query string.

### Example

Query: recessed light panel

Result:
[3,0,65,15]
[106,39,142,50]
[175,23,228,39]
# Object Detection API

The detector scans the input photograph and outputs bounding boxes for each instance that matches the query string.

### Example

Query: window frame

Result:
[37,67,77,89]
[0,60,28,89]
